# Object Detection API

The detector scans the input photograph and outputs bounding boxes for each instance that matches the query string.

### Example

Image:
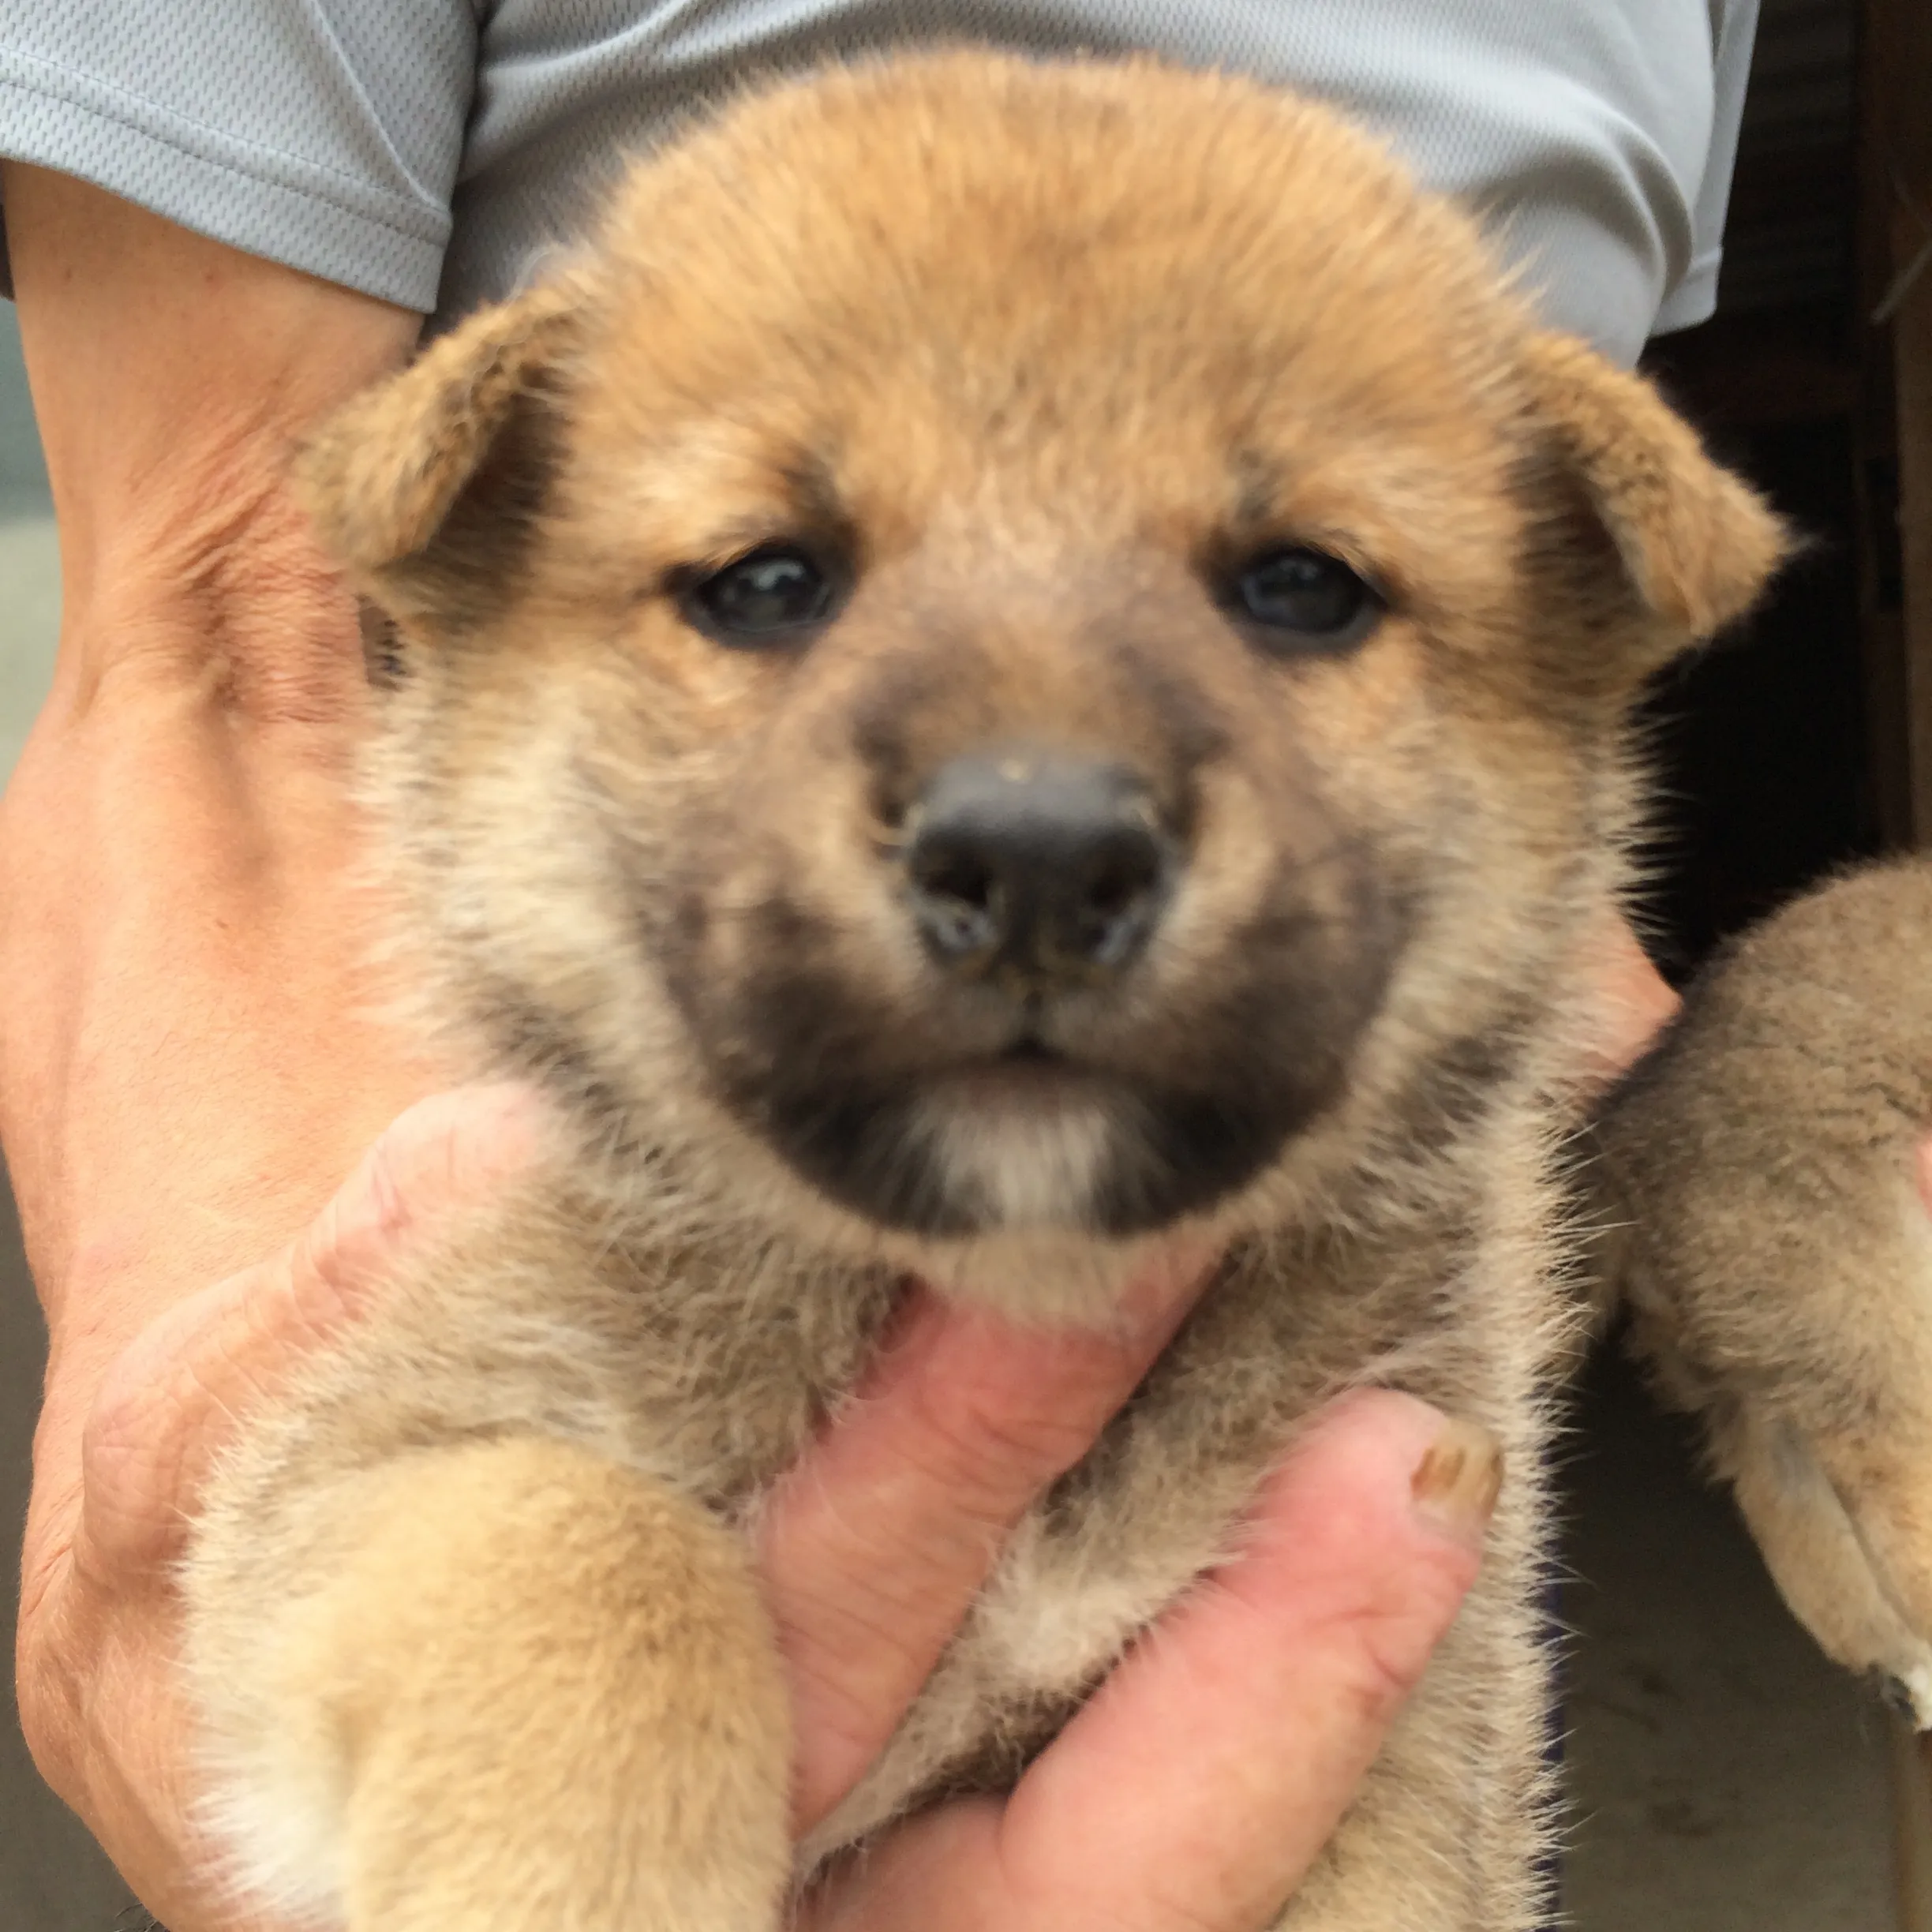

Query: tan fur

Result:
[189,53,1785,1930]
[1593,856,1932,1724]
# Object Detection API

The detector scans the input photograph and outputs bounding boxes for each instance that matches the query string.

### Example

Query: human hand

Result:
[792,1391,1488,1932]
[20,1085,1489,1931]
[1571,906,1680,1094]
[13,1091,546,1932]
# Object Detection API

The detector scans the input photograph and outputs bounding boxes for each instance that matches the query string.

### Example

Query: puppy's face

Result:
[306,56,1782,1257]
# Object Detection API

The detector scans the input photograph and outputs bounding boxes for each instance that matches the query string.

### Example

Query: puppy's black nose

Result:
[903,750,1172,988]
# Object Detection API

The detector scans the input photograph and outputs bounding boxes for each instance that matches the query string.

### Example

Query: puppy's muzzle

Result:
[901,748,1175,995]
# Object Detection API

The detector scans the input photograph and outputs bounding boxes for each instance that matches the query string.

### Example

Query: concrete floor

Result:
[0,519,57,775]
[1561,1351,1894,1929]
[0,309,1900,1930]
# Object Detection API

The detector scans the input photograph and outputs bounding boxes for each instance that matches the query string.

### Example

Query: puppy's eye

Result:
[680,544,843,644]
[1228,546,1381,650]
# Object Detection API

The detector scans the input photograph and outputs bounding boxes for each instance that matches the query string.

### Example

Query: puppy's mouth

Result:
[942,1032,1074,1091]
[710,1017,1326,1241]
[669,853,1401,1241]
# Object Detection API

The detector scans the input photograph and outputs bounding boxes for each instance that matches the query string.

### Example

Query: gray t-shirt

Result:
[0,1,1758,367]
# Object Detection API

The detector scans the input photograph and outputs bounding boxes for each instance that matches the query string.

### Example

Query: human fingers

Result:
[801,1390,1493,1932]
[761,1245,1217,1829]
[1003,1391,1493,1929]
[72,1083,549,1582]
[15,1087,548,1930]
[1574,908,1679,1093]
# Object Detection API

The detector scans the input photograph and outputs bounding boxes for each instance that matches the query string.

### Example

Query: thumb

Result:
[803,1390,1498,1932]
[1000,1388,1497,1930]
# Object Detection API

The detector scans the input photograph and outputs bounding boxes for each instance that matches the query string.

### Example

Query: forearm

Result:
[0,165,432,1870]
[1,163,425,1302]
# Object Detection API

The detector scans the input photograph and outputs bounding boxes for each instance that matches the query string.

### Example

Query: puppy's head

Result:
[302,54,1784,1267]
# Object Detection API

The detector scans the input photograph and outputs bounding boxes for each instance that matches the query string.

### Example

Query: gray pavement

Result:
[0,305,48,521]
[1562,1354,1893,1930]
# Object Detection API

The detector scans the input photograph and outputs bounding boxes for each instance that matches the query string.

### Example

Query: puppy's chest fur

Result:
[224,1077,1559,1864]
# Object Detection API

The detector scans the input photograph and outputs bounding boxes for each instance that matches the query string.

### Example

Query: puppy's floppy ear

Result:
[295,282,582,624]
[1520,330,1788,672]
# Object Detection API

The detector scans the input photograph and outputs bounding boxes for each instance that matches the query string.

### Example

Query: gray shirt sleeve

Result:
[0,0,1759,367]
[0,0,476,309]
[1653,0,1757,333]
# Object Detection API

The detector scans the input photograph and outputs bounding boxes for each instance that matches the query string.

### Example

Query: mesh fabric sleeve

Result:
[1652,0,1758,334]
[0,1,474,310]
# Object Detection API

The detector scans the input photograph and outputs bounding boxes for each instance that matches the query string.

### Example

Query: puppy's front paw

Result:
[192,1436,792,1931]
[1591,859,1932,1721]
[1709,1394,1932,1723]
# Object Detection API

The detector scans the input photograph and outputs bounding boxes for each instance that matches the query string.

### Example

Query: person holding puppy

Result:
[0,4,1757,1927]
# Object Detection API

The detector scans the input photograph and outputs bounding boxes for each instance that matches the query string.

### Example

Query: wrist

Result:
[51,512,373,743]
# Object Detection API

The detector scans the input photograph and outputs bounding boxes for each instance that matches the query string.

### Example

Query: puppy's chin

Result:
[732,1060,1117,1240]
[908,1068,1120,1234]
[749,1056,1300,1242]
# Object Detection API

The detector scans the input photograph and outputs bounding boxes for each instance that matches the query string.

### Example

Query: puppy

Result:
[184,52,1784,1930]
[1593,856,1932,1727]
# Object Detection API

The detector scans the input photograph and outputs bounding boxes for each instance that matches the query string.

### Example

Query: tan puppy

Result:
[1594,856,1932,1726]
[185,52,1784,1930]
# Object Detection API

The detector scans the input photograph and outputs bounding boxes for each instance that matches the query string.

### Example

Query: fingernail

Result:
[1410,1418,1503,1545]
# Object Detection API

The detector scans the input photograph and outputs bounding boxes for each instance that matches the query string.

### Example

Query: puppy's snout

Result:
[902,750,1173,990]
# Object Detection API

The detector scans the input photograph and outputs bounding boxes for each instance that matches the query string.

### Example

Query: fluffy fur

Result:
[1593,856,1932,1728]
[185,52,1787,1930]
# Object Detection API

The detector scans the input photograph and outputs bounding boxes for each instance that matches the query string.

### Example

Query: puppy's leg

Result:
[1593,859,1932,1720]
[192,1437,791,1932]
[1616,1173,1932,1719]
[1710,1395,1932,1717]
